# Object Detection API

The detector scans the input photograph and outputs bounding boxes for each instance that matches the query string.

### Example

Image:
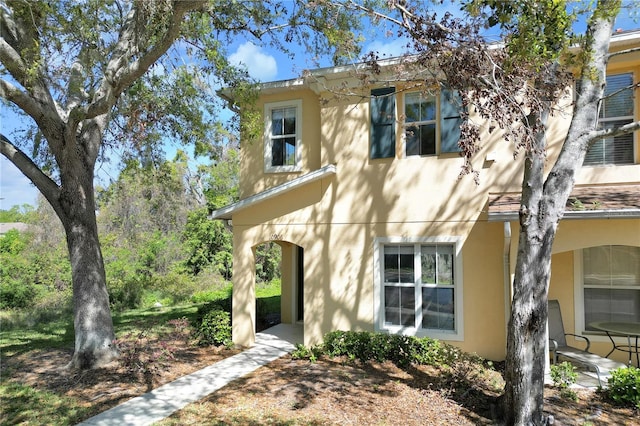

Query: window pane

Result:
[405,92,435,123]
[283,108,296,134]
[584,288,640,330]
[271,109,284,136]
[271,139,284,166]
[384,245,414,283]
[406,124,436,156]
[384,247,399,283]
[405,125,420,156]
[584,246,640,286]
[401,287,416,326]
[601,73,634,119]
[405,92,422,123]
[419,124,436,155]
[584,120,634,165]
[437,246,454,285]
[284,137,296,165]
[384,286,400,326]
[384,286,415,326]
[421,245,454,285]
[422,287,455,331]
[421,246,436,283]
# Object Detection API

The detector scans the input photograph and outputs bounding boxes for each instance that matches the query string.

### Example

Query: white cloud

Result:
[229,42,278,82]
[0,157,39,209]
[364,38,411,59]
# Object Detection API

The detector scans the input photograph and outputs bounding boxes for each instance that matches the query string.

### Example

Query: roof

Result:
[0,222,30,235]
[488,184,640,221]
[209,164,337,220]
[223,29,640,101]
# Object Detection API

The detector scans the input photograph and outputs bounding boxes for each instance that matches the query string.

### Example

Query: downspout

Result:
[503,221,512,344]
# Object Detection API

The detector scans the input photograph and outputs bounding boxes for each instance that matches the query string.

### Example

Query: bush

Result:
[114,330,177,379]
[108,276,145,311]
[309,330,463,368]
[550,362,578,401]
[607,366,640,409]
[0,278,39,309]
[195,306,232,347]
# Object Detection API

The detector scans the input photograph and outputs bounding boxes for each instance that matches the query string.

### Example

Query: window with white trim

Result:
[374,237,464,340]
[578,245,640,332]
[402,89,463,157]
[264,100,302,172]
[584,73,635,166]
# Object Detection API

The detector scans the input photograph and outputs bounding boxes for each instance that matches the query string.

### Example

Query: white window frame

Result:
[573,246,640,343]
[373,236,464,341]
[402,91,438,157]
[264,99,302,173]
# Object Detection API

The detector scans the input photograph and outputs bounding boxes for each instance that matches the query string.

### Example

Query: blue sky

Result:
[1,2,639,210]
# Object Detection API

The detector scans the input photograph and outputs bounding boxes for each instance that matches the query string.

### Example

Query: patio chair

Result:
[548,299,625,386]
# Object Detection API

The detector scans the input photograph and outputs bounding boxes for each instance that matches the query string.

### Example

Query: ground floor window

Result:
[374,237,463,341]
[577,245,640,332]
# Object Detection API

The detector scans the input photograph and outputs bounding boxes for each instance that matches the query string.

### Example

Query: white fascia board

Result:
[209,164,337,220]
[488,209,640,222]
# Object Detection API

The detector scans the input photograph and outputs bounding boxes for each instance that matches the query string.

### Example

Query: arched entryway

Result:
[254,240,304,332]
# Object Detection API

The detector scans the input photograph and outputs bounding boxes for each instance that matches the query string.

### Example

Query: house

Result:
[211,30,640,363]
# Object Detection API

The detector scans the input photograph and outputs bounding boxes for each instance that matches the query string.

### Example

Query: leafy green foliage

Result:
[466,0,573,66]
[183,208,232,277]
[255,242,281,283]
[606,367,640,409]
[194,306,233,347]
[550,361,578,400]
[0,205,35,223]
[301,330,471,369]
[0,210,71,309]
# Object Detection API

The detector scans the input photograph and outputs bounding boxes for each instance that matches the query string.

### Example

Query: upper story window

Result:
[584,73,635,166]
[369,87,463,160]
[265,99,302,172]
[405,92,437,155]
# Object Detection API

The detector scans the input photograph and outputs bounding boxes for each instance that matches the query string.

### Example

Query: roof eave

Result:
[488,209,640,222]
[209,164,337,221]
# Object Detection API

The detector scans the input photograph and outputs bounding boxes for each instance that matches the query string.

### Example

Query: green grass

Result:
[0,282,283,426]
[0,382,93,425]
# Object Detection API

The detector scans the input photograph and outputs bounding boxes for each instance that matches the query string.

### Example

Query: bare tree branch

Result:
[81,1,206,122]
[589,119,640,140]
[0,133,60,210]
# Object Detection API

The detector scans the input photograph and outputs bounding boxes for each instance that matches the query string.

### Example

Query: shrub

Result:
[0,278,39,309]
[291,343,322,362]
[550,362,578,401]
[195,307,232,347]
[108,276,145,311]
[318,330,461,368]
[606,366,640,409]
[114,330,177,379]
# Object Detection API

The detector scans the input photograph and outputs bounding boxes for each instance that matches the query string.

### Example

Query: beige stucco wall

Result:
[229,46,640,361]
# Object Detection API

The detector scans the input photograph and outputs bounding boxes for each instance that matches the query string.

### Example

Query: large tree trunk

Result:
[504,107,556,425]
[65,209,118,369]
[504,223,554,425]
[503,4,618,423]
[58,129,117,369]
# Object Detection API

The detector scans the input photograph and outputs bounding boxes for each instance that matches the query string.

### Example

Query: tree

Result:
[314,0,639,423]
[0,0,363,369]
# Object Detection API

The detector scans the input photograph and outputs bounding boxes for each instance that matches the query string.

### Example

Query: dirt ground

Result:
[2,333,639,425]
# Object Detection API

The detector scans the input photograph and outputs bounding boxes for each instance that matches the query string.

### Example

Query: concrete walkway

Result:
[77,324,303,426]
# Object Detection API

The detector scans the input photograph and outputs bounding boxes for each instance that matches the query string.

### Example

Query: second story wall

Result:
[239,87,322,198]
